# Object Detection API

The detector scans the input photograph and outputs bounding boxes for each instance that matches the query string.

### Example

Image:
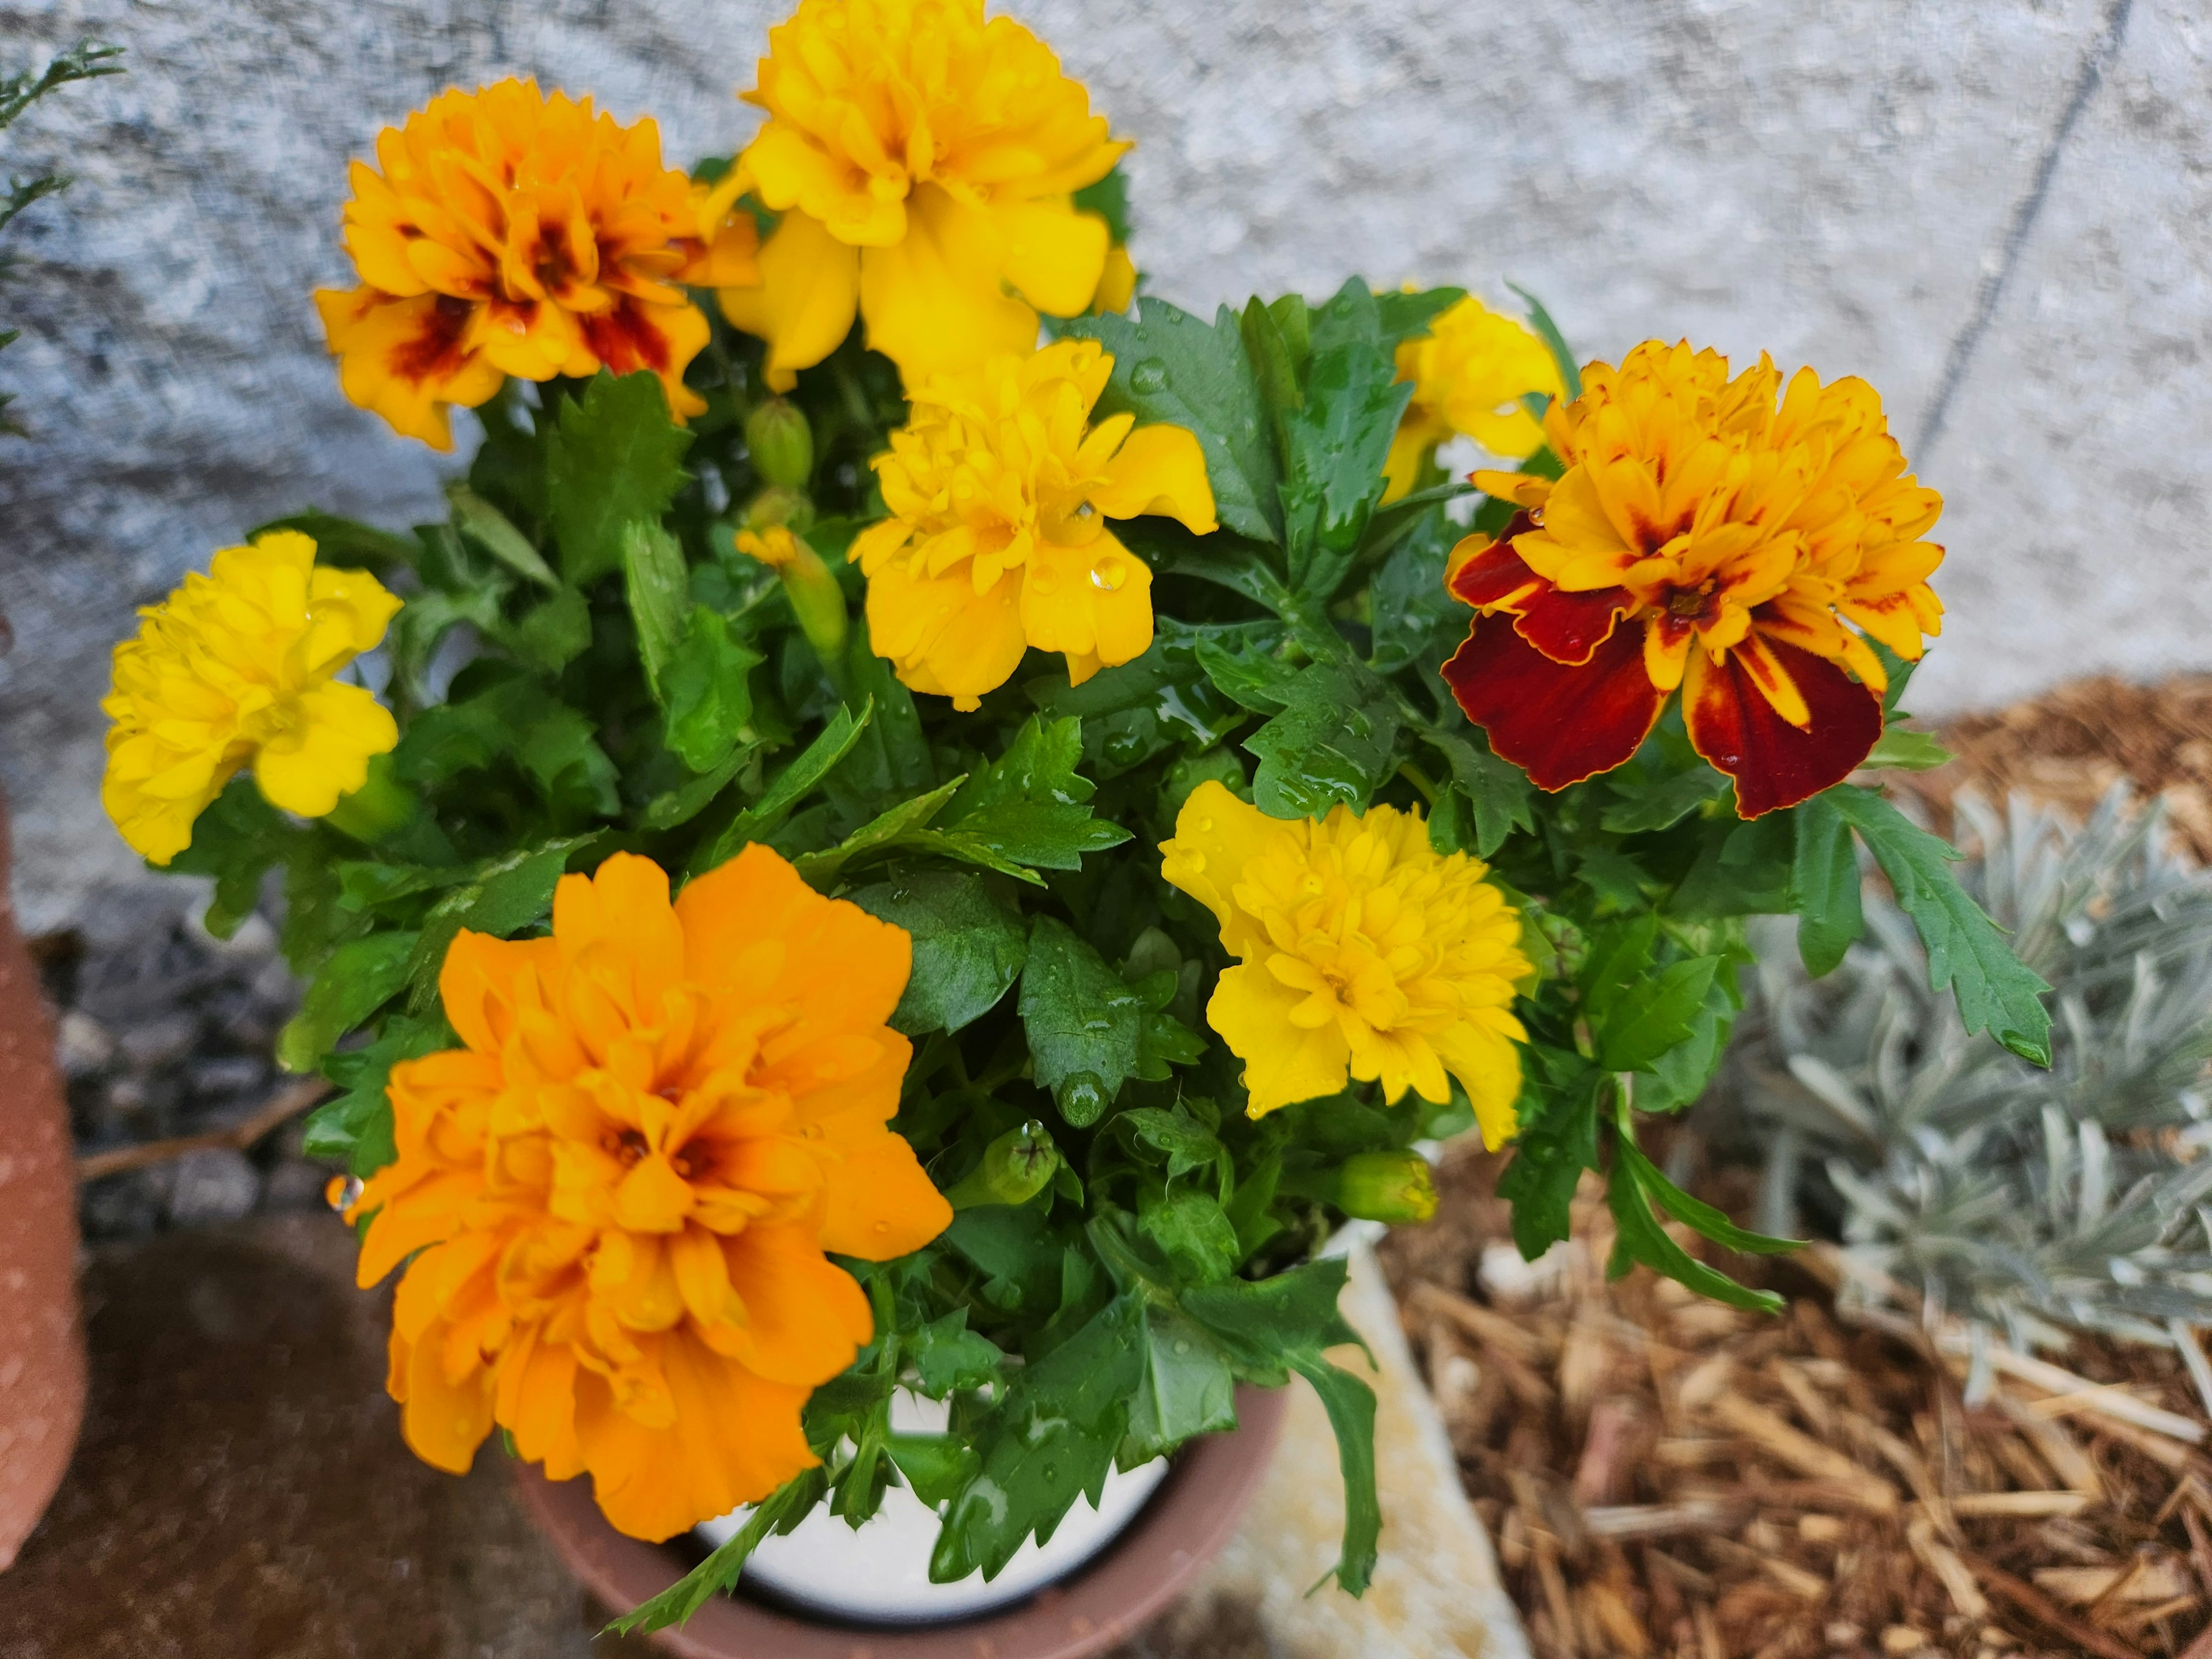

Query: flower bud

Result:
[944,1120,1062,1210]
[740,484,813,533]
[1334,1150,1438,1225]
[735,524,848,666]
[745,397,815,490]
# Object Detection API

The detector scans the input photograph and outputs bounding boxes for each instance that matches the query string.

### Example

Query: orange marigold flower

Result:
[718,0,1126,389]
[347,847,950,1542]
[1441,340,1944,818]
[315,79,761,449]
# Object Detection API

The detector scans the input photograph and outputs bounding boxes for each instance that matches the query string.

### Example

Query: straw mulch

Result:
[1379,1150,2212,1659]
[1906,674,2212,861]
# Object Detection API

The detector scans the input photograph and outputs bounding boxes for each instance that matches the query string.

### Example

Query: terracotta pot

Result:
[0,797,85,1569]
[515,1382,1288,1658]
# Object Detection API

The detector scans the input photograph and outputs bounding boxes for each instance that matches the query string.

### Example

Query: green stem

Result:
[1396,760,1440,808]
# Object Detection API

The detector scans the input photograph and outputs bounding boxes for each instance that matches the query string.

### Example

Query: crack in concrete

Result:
[1914,0,2135,461]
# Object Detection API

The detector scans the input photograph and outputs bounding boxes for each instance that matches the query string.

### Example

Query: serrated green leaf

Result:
[850,872,1029,1035]
[1020,916,1196,1120]
[1137,1188,1241,1283]
[1278,281,1413,597]
[304,1012,452,1178]
[793,777,964,888]
[1616,1137,1799,1257]
[544,370,691,585]
[1825,785,2054,1065]
[1596,956,1721,1072]
[1600,766,1729,834]
[662,605,763,774]
[1790,792,1864,977]
[278,930,418,1073]
[1606,1141,1785,1314]
[1246,664,1403,820]
[516,706,620,820]
[1498,1056,1604,1258]
[1063,298,1282,544]
[501,585,592,673]
[400,837,586,1012]
[605,1471,818,1636]
[691,698,873,876]
[908,1309,1005,1400]
[918,716,1131,877]
[887,1433,982,1507]
[164,778,308,939]
[1372,285,1467,353]
[1124,1302,1238,1465]
[1425,728,1535,859]
[622,520,689,700]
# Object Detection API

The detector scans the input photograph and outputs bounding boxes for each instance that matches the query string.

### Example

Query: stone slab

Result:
[3,0,2202,929]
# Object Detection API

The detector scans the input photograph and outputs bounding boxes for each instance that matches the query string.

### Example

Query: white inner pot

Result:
[695,1390,1171,1626]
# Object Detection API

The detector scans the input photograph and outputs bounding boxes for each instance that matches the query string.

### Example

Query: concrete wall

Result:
[0,0,2199,931]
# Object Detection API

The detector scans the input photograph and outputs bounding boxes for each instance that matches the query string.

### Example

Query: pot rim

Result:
[512,1381,1288,1659]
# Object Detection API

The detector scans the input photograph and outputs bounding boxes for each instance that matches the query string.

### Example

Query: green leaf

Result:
[641,743,757,831]
[446,482,556,588]
[1824,785,2053,1065]
[1277,281,1413,596]
[605,1471,819,1636]
[792,777,964,888]
[164,778,308,939]
[1063,298,1283,544]
[932,1296,1145,1582]
[1863,726,1952,771]
[1669,813,1796,919]
[501,585,592,673]
[277,931,419,1073]
[1240,296,1305,431]
[908,1309,1006,1400]
[1789,792,1864,978]
[1605,1151,1783,1315]
[304,1012,452,1178]
[1137,1188,1241,1283]
[516,706,621,820]
[623,521,690,700]
[544,370,691,585]
[1634,966,1739,1112]
[1497,1056,1604,1258]
[849,872,1029,1035]
[1505,282,1581,402]
[1616,1136,1799,1258]
[1287,1353,1381,1596]
[1425,729,1535,859]
[1020,916,1197,1121]
[920,716,1132,878]
[1372,286,1467,352]
[691,698,873,876]
[886,1433,981,1508]
[1600,766,1729,834]
[662,605,763,774]
[1595,956,1721,1073]
[400,838,585,1012]
[1246,664,1403,820]
[1123,1302,1238,1463]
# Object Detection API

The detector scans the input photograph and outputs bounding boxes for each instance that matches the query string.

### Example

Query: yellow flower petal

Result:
[858,185,1039,387]
[1090,422,1218,533]
[993,198,1111,318]
[717,208,863,393]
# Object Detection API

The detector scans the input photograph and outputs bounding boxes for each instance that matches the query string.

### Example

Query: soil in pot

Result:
[514,1381,1287,1659]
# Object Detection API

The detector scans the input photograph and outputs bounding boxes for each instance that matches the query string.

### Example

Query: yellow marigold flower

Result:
[315,78,760,449]
[1382,295,1562,503]
[718,0,1126,389]
[101,531,400,866]
[348,847,951,1543]
[849,339,1217,709]
[1160,783,1530,1145]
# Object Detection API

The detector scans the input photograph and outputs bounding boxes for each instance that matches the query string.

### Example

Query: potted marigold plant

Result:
[96,0,2051,1647]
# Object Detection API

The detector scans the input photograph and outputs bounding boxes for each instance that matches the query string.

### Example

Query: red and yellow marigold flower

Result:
[1160,783,1529,1144]
[347,848,950,1542]
[1382,295,1560,503]
[849,339,1217,709]
[315,78,760,449]
[1441,341,1944,819]
[718,0,1126,390]
[101,531,400,865]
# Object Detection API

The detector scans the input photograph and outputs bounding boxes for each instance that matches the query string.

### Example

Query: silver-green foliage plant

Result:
[1741,785,2212,1354]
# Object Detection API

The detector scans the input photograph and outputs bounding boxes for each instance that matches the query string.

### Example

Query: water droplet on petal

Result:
[1090,554,1127,592]
[1030,565,1060,596]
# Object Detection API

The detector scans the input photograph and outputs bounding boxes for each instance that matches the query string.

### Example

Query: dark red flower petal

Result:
[1446,514,1541,609]
[1684,639,1884,819]
[1515,583,1630,666]
[1442,614,1665,792]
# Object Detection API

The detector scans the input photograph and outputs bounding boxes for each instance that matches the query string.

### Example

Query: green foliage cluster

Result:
[168,209,2049,1627]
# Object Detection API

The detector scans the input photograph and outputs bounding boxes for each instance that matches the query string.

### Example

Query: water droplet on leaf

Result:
[1130,359,1169,395]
